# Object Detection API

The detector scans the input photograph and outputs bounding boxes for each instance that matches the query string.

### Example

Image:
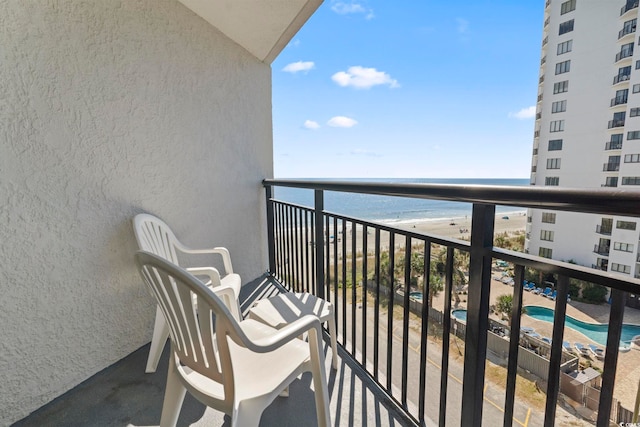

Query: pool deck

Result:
[434,269,640,410]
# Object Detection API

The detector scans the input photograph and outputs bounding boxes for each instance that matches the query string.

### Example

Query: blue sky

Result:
[272,0,543,179]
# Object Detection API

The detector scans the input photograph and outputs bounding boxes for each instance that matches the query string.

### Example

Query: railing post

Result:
[265,185,276,274]
[314,190,325,299]
[461,203,495,426]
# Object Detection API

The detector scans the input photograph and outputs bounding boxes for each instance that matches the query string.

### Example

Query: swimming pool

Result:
[524,305,640,347]
[452,309,467,322]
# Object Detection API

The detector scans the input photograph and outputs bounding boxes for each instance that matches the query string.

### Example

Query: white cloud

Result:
[331,1,374,19]
[508,106,536,119]
[282,61,315,73]
[350,149,380,157]
[456,18,469,34]
[303,120,320,130]
[331,66,399,89]
[328,116,358,128]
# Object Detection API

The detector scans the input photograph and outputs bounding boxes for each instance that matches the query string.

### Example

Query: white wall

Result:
[0,1,272,423]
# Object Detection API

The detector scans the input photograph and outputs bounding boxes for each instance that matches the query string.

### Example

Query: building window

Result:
[617,43,634,61]
[540,230,555,241]
[632,108,640,117]
[604,176,618,187]
[622,176,640,185]
[614,242,634,252]
[559,19,574,35]
[545,177,560,186]
[553,80,569,94]
[527,216,533,223]
[552,100,567,113]
[539,247,553,258]
[546,158,561,169]
[542,212,557,223]
[636,60,640,70]
[611,263,631,274]
[548,139,563,151]
[634,84,640,93]
[550,120,565,132]
[625,153,640,162]
[561,0,576,14]
[555,60,571,75]
[557,40,573,55]
[617,220,637,230]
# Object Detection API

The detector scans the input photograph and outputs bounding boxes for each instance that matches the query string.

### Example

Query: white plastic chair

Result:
[135,251,330,427]
[133,213,241,373]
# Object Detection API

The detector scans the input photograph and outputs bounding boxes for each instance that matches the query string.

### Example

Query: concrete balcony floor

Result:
[13,275,415,427]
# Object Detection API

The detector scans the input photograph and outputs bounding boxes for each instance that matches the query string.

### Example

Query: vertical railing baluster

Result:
[374,228,381,381]
[265,186,276,275]
[342,219,347,345]
[461,203,495,426]
[362,224,368,368]
[504,264,525,427]
[293,206,300,292]
[333,217,339,337]
[314,190,324,299]
[544,275,569,427]
[387,232,395,392]
[325,215,330,302]
[352,221,357,356]
[401,235,411,408]
[439,245,454,427]
[597,289,627,427]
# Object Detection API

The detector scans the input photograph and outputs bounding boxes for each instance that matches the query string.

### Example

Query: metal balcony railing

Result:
[596,225,613,235]
[263,179,640,427]
[619,24,637,39]
[608,119,625,128]
[605,141,623,150]
[594,244,611,256]
[603,162,621,171]
[616,49,634,62]
[613,74,631,84]
[611,95,628,106]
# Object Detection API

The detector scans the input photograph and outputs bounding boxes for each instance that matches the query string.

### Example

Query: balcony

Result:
[596,225,613,235]
[619,24,637,39]
[621,0,639,16]
[594,244,611,256]
[603,162,621,171]
[608,119,626,128]
[613,73,631,84]
[611,95,628,106]
[605,140,624,150]
[615,49,634,62]
[14,180,640,427]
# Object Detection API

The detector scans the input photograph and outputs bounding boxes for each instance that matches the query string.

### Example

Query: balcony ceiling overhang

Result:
[177,0,322,64]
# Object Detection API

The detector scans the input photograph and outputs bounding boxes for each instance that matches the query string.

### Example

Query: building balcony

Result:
[13,181,640,427]
[605,140,624,150]
[603,162,621,171]
[594,244,611,256]
[613,73,631,84]
[621,0,639,16]
[615,49,634,62]
[608,119,626,128]
[596,224,613,235]
[611,95,628,106]
[619,24,637,39]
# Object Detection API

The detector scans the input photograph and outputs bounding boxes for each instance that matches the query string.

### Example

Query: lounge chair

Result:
[523,282,534,291]
[574,342,590,356]
[541,287,553,298]
[562,341,572,352]
[532,287,542,295]
[588,344,605,360]
[542,337,552,345]
[549,290,557,300]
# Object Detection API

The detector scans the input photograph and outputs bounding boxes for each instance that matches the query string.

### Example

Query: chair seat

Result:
[177,319,311,403]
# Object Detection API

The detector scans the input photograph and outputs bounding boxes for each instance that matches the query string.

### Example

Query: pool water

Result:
[409,292,423,302]
[452,309,467,322]
[524,305,640,347]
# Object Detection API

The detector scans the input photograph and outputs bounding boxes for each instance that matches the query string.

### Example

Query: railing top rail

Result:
[263,179,640,217]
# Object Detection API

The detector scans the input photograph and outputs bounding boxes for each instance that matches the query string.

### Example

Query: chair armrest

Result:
[186,267,222,287]
[242,315,323,353]
[211,284,241,321]
[177,246,234,274]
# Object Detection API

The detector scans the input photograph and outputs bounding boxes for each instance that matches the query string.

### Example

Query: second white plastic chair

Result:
[133,213,241,373]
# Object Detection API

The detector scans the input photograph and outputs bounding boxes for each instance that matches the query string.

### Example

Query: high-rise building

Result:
[525,0,640,305]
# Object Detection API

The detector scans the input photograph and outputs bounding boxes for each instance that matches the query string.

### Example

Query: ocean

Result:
[273,178,529,224]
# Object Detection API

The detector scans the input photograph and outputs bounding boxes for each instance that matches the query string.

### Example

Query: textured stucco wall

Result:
[0,1,272,423]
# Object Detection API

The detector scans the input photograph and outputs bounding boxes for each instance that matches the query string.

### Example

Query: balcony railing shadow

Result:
[13,274,415,427]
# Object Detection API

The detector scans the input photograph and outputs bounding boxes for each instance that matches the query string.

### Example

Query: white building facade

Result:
[526,0,640,302]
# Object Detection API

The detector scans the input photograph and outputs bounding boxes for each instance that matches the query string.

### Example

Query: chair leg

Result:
[327,306,339,369]
[308,326,331,427]
[160,353,187,427]
[232,401,264,427]
[146,305,170,373]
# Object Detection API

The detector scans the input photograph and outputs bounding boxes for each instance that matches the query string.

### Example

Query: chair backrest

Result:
[133,213,181,265]
[135,251,240,408]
